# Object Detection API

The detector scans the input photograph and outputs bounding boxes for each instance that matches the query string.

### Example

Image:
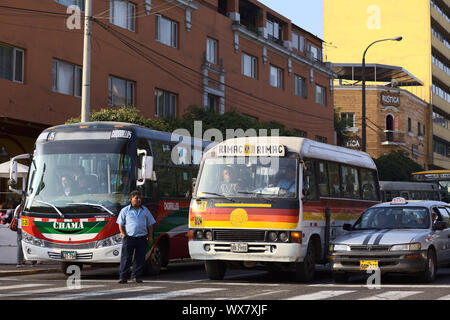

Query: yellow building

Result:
[324,0,450,169]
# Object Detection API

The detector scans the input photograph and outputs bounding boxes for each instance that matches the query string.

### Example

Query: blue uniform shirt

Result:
[116,204,156,237]
[277,179,296,193]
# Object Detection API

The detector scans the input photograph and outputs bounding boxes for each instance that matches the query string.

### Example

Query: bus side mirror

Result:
[137,149,155,186]
[192,177,197,190]
[9,153,30,195]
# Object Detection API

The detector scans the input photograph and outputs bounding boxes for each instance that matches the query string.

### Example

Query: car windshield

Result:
[353,206,430,230]
[24,140,133,216]
[196,157,298,199]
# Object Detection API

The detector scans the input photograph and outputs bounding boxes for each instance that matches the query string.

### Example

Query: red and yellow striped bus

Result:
[188,137,380,282]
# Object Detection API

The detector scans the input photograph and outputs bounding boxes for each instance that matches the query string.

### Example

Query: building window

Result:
[242,53,257,79]
[155,88,176,118]
[315,135,327,143]
[54,0,84,10]
[270,65,283,88]
[315,84,326,106]
[0,43,24,83]
[341,112,355,128]
[291,32,305,52]
[307,43,322,62]
[266,19,281,41]
[433,138,450,158]
[155,15,178,48]
[433,111,449,129]
[408,117,412,132]
[294,129,307,138]
[108,76,135,107]
[52,59,82,97]
[294,75,307,98]
[110,0,136,32]
[206,37,217,64]
[206,94,218,113]
[418,121,422,136]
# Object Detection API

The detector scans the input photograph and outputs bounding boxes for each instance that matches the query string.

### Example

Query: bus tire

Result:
[205,260,227,280]
[295,241,316,282]
[147,242,163,275]
[61,262,83,277]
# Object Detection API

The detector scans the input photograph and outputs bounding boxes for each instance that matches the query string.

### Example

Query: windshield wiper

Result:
[236,191,274,202]
[33,199,64,218]
[68,203,115,216]
[199,192,236,202]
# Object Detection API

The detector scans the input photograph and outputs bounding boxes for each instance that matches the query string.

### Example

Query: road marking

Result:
[232,290,287,300]
[437,294,450,300]
[309,284,450,289]
[40,286,164,300]
[359,291,423,300]
[0,283,51,291]
[117,287,225,300]
[0,285,104,298]
[287,290,356,300]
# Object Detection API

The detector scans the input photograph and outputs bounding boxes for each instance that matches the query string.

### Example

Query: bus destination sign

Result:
[217,143,285,157]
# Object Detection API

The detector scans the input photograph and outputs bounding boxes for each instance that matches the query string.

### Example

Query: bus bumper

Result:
[22,241,122,264]
[189,241,306,263]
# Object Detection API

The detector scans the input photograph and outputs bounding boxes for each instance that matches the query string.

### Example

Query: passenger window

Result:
[317,161,329,197]
[152,141,174,165]
[360,169,378,201]
[303,160,317,200]
[437,208,450,225]
[400,192,409,199]
[341,165,360,199]
[328,162,340,197]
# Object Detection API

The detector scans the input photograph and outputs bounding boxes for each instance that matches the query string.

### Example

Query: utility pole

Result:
[81,0,92,122]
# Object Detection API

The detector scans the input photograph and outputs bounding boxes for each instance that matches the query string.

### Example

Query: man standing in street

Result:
[117,190,155,283]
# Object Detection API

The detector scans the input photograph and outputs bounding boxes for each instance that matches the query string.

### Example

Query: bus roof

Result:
[379,181,440,191]
[206,137,377,170]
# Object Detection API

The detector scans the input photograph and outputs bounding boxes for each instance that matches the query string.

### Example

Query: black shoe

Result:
[135,278,143,283]
[118,279,127,284]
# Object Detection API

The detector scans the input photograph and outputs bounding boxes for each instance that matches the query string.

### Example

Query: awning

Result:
[332,63,423,86]
[0,160,28,179]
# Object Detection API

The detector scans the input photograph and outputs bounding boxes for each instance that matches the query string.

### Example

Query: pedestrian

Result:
[116,190,155,284]
[14,195,26,268]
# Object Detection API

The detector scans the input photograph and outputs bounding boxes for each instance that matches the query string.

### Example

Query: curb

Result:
[0,268,60,277]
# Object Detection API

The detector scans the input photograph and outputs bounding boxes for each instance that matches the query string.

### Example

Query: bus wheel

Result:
[147,243,163,275]
[205,260,227,280]
[295,241,316,282]
[61,262,83,277]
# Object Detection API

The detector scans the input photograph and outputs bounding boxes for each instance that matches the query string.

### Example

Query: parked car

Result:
[329,198,450,283]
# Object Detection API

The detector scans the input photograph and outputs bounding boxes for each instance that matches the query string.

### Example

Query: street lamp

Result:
[361,36,402,152]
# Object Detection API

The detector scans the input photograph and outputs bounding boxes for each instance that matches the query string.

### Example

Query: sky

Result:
[257,0,323,38]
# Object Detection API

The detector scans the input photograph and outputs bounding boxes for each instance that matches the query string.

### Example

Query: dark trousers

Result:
[119,236,147,280]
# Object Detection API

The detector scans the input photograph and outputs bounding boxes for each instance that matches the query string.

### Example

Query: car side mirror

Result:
[433,221,447,231]
[343,223,353,231]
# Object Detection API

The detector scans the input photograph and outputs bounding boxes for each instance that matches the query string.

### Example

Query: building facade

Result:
[324,0,450,169]
[0,0,336,163]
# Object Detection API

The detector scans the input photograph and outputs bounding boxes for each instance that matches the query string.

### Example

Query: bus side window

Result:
[303,160,317,200]
[400,191,409,199]
[328,162,340,198]
[360,169,378,201]
[317,161,329,197]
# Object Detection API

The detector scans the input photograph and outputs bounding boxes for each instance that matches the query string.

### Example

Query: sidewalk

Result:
[0,262,60,277]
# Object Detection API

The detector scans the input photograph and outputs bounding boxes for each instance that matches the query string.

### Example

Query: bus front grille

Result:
[213,230,266,242]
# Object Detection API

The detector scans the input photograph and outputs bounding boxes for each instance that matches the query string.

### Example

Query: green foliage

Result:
[373,150,424,181]
[334,108,352,147]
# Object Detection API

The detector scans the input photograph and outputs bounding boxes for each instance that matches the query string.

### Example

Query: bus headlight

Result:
[22,232,45,247]
[279,232,289,242]
[96,234,122,248]
[267,231,278,242]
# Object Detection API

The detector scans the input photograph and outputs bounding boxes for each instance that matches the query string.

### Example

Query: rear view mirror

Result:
[343,223,353,231]
[433,221,447,231]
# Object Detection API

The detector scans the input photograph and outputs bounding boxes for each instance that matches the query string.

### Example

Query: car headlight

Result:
[331,244,351,252]
[390,243,421,251]
[96,234,122,248]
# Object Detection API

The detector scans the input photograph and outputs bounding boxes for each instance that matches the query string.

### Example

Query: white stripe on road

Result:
[231,290,287,300]
[437,294,450,300]
[40,286,164,300]
[0,285,104,298]
[287,290,356,300]
[0,283,51,291]
[358,291,423,300]
[117,287,225,300]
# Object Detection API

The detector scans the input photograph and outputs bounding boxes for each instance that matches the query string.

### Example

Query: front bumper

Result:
[189,241,306,263]
[329,250,428,274]
[22,241,122,264]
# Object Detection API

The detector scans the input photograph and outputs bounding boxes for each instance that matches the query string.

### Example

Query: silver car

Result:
[329,198,450,283]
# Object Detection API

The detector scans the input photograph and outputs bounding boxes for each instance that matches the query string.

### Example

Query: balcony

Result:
[381,130,406,146]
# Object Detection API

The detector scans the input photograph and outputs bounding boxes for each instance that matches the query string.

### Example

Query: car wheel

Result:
[420,249,437,283]
[205,260,227,280]
[295,241,316,282]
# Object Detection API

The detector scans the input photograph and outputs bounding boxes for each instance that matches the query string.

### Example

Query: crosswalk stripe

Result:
[117,287,225,300]
[40,286,164,300]
[358,291,423,300]
[0,283,50,291]
[0,285,104,298]
[287,290,356,300]
[437,295,450,300]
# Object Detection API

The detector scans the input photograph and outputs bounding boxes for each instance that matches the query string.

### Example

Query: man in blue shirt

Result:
[277,166,297,195]
[117,190,156,283]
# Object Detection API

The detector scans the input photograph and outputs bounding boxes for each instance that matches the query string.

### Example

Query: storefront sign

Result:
[380,91,400,106]
[346,135,362,150]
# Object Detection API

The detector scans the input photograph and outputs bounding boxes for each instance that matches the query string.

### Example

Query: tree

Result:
[334,108,352,147]
[373,150,424,181]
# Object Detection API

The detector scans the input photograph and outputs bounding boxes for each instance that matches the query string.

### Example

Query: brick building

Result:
[0,0,336,161]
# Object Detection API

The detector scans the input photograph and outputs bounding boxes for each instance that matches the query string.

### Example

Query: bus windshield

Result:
[25,140,133,215]
[196,157,298,199]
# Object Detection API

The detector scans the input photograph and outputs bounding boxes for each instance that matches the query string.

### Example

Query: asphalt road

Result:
[1,261,450,302]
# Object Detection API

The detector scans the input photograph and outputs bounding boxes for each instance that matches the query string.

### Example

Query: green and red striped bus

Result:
[9,122,211,275]
[188,136,380,282]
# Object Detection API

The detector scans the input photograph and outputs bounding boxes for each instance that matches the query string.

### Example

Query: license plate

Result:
[230,243,248,253]
[360,260,379,271]
[62,251,77,260]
